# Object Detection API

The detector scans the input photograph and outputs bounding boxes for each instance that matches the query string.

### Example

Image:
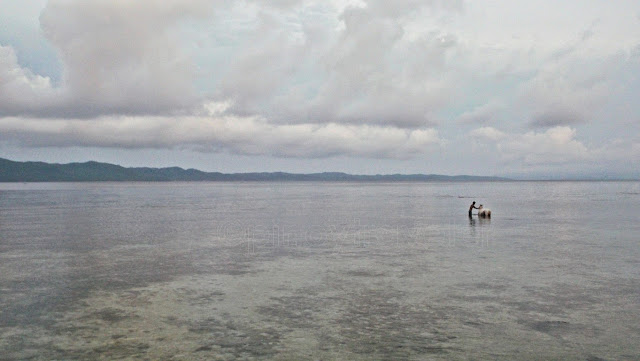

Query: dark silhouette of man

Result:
[469,201,478,217]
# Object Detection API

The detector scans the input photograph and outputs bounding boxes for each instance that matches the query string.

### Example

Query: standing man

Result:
[469,201,478,217]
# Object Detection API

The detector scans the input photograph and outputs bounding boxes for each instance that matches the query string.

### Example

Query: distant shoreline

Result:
[0,157,510,182]
[1,157,637,182]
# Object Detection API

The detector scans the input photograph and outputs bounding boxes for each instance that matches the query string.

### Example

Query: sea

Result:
[0,181,639,360]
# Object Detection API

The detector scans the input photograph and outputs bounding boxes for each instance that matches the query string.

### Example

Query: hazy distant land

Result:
[0,158,509,182]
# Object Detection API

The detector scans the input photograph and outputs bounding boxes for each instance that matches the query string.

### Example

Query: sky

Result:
[0,0,639,178]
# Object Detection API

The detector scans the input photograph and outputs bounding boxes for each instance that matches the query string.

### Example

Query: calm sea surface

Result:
[0,181,639,360]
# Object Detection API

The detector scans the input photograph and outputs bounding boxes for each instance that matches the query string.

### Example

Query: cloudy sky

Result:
[1,0,639,178]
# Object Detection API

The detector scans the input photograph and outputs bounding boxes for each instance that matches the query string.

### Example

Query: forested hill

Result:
[0,158,510,182]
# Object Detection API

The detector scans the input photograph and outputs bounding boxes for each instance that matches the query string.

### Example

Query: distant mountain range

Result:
[0,157,510,182]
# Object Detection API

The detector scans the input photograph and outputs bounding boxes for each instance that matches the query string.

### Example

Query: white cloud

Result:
[471,126,590,166]
[470,126,506,141]
[0,45,57,115]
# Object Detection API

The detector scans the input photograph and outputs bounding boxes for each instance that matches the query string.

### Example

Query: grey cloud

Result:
[40,0,214,117]
[1,0,214,118]
[529,108,585,128]
[0,115,443,159]
[518,49,618,129]
[519,42,640,131]
[217,10,307,117]
[217,3,458,128]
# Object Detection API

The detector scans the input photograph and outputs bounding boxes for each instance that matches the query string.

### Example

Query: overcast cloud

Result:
[0,0,639,176]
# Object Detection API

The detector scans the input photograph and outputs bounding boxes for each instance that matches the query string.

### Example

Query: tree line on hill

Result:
[0,157,509,182]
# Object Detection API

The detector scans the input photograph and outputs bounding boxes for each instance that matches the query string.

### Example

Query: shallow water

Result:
[0,181,639,360]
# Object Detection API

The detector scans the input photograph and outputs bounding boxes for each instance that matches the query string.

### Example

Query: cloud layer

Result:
[0,113,442,158]
[1,0,639,175]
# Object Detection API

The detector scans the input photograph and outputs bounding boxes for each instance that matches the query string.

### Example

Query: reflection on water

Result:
[1,181,639,360]
[468,215,491,244]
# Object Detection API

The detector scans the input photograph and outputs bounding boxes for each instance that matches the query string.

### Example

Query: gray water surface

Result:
[1,181,639,360]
